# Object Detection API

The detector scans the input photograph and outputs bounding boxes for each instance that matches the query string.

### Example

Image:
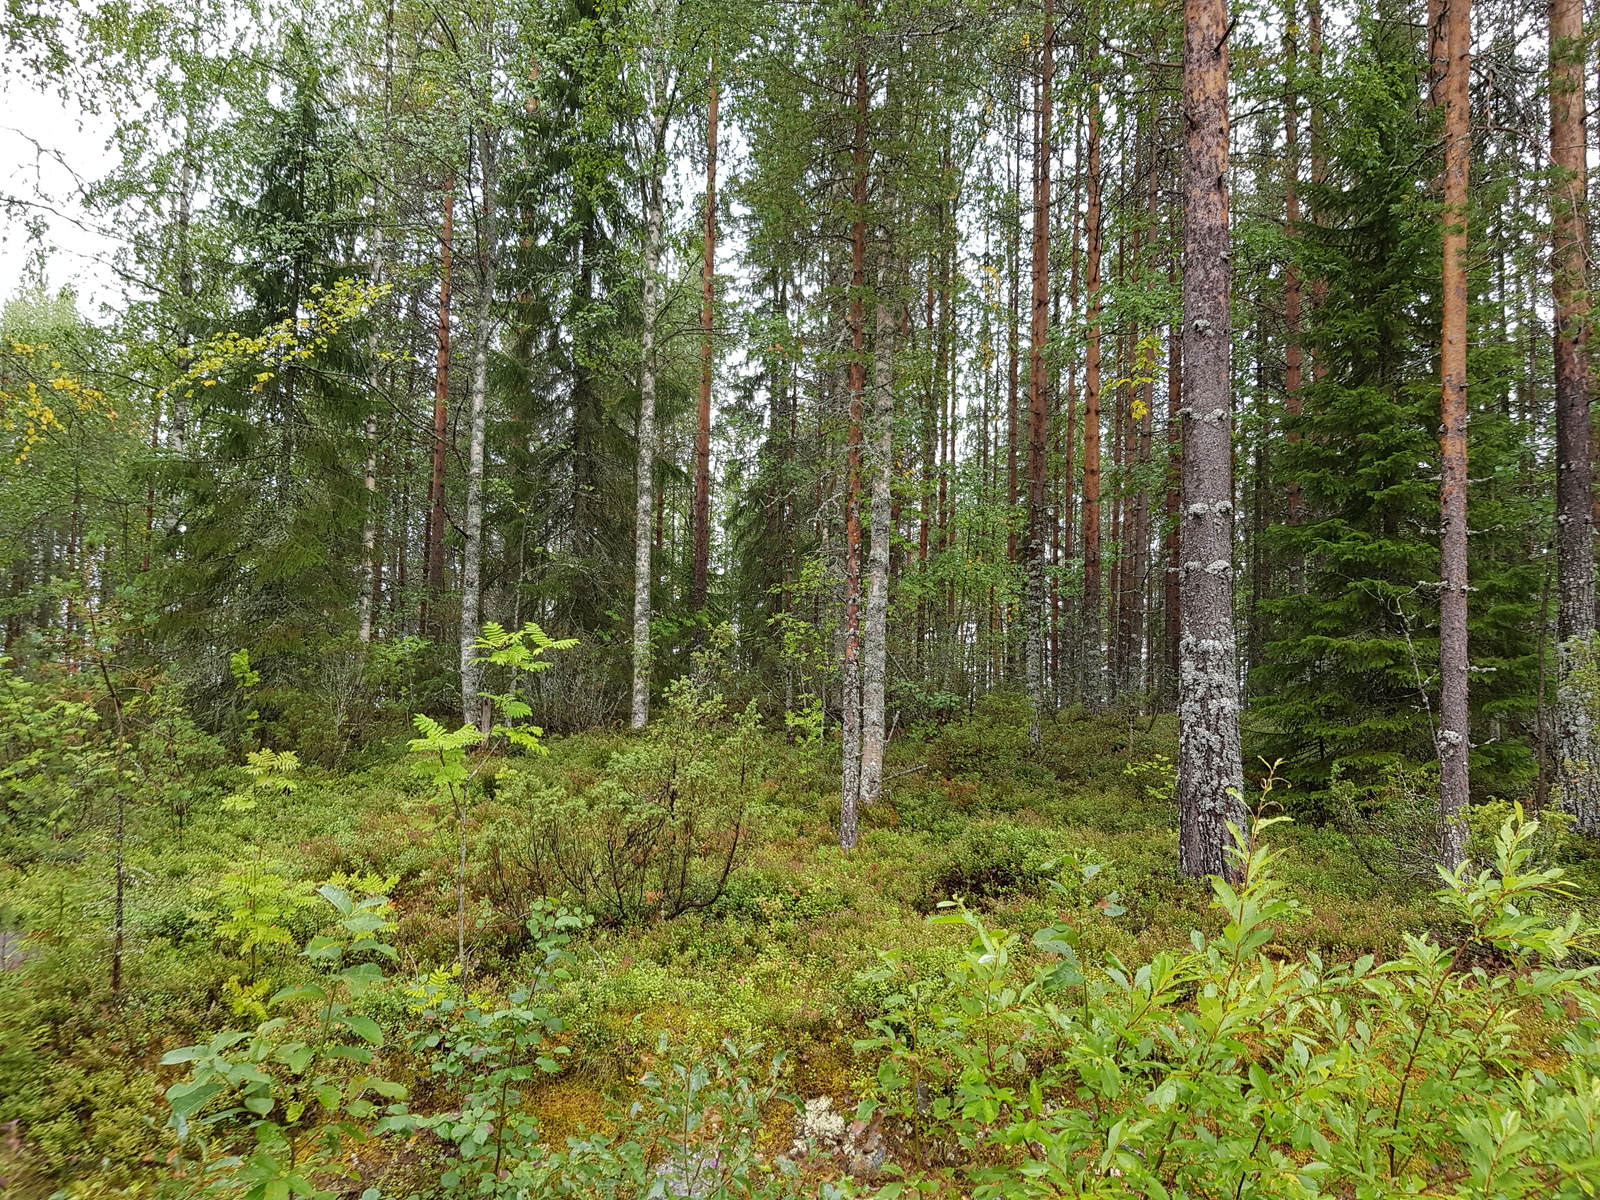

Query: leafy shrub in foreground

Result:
[858,809,1600,1197]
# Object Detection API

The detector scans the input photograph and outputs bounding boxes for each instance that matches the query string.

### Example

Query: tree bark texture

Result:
[1179,0,1247,881]
[861,276,894,806]
[1081,89,1105,710]
[425,184,453,634]
[691,76,718,612]
[1283,16,1305,597]
[1436,0,1470,866]
[460,130,498,733]
[1024,0,1054,744]
[840,52,868,851]
[1550,0,1599,834]
[632,87,670,730]
[359,230,385,644]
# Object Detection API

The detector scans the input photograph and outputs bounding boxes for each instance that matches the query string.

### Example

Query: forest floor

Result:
[3,694,1599,1196]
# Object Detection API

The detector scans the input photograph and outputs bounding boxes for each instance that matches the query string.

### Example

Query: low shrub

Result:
[928,821,1059,901]
[857,808,1600,1197]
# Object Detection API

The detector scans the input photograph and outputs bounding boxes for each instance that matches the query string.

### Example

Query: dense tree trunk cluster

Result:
[2,0,1595,873]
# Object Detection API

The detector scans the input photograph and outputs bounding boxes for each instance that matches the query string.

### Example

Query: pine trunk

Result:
[1436,0,1471,866]
[1283,15,1305,593]
[1081,91,1104,710]
[1178,0,1247,881]
[1024,0,1054,744]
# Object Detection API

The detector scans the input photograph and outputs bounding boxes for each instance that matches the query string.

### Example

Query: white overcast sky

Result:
[1,73,122,316]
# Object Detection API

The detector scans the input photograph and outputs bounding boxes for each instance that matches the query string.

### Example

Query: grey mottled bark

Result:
[358,231,385,645]
[1550,0,1599,835]
[1178,0,1247,881]
[839,52,869,852]
[860,276,894,806]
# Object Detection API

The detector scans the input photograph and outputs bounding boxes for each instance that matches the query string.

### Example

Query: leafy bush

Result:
[490,671,766,924]
[856,809,1600,1196]
[158,885,411,1199]
[928,822,1059,901]
[926,693,1053,785]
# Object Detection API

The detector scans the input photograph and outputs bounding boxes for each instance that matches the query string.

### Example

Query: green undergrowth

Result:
[2,688,1598,1197]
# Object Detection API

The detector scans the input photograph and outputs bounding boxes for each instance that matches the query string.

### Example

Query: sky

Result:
[1,75,122,316]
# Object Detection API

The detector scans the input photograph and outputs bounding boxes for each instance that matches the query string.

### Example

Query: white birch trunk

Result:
[460,127,498,733]
[860,280,894,805]
[358,230,385,644]
[633,47,670,730]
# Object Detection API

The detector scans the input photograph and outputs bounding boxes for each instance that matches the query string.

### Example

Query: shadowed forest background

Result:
[4,0,1600,1195]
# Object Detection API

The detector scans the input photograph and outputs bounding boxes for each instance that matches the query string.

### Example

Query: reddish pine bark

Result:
[1436,0,1471,866]
[1024,0,1054,739]
[1178,0,1247,880]
[1081,90,1105,708]
[691,76,718,611]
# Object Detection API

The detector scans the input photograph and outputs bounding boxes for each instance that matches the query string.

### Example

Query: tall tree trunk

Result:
[1552,0,1599,834]
[691,74,719,612]
[359,231,385,644]
[633,70,671,730]
[1081,87,1104,710]
[1436,0,1471,866]
[1306,0,1328,381]
[424,184,453,635]
[1283,10,1305,593]
[861,269,895,806]
[1178,0,1247,881]
[460,130,499,734]
[1007,86,1022,567]
[1024,0,1054,743]
[841,51,869,851]
[1164,283,1182,705]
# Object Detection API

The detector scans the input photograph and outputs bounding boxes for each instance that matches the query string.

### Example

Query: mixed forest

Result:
[3,0,1600,1194]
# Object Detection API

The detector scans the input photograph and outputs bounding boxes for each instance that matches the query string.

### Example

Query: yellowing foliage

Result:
[162,277,391,400]
[0,341,116,463]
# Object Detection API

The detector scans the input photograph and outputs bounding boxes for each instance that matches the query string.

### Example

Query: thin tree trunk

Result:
[169,104,197,456]
[1081,88,1104,710]
[632,38,671,730]
[1178,0,1247,881]
[861,268,895,806]
[424,184,454,635]
[1024,0,1054,743]
[1436,0,1471,866]
[1007,86,1022,567]
[691,73,719,612]
[1283,12,1305,594]
[359,231,385,644]
[460,130,498,733]
[1551,0,1598,834]
[1164,284,1181,705]
[1306,0,1328,381]
[841,51,869,851]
